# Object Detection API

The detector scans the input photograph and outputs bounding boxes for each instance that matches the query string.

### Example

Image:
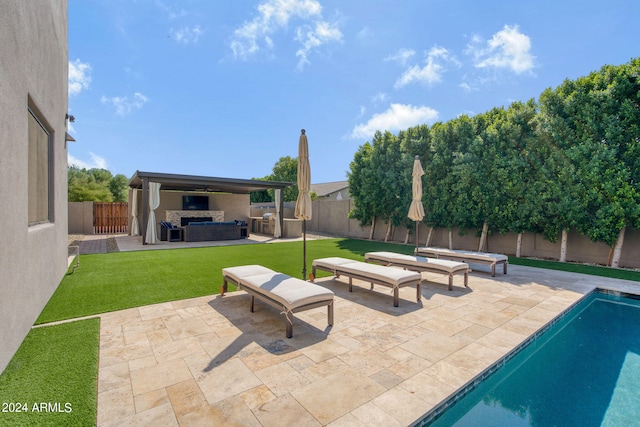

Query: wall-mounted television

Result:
[182,195,209,210]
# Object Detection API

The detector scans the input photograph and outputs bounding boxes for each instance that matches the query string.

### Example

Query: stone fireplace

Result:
[166,210,224,227]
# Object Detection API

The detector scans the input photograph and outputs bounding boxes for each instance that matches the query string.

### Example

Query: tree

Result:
[537,58,640,265]
[109,174,129,202]
[250,156,299,203]
[270,156,299,202]
[68,166,129,202]
[348,142,377,237]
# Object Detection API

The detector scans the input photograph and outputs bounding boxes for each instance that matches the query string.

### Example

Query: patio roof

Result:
[130,171,293,244]
[128,170,293,194]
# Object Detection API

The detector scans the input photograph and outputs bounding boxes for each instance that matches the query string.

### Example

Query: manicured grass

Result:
[36,238,414,324]
[509,256,640,282]
[6,238,639,427]
[0,319,99,427]
[37,238,640,325]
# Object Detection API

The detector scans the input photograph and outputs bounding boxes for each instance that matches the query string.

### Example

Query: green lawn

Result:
[6,238,639,426]
[36,238,414,324]
[0,319,99,427]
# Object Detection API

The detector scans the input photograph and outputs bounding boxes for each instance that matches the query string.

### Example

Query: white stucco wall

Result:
[0,1,69,373]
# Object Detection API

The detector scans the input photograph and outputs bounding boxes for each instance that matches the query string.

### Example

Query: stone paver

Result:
[96,264,640,426]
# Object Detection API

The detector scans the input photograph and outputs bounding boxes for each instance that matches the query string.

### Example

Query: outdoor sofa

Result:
[415,247,508,277]
[364,251,470,291]
[184,221,243,242]
[311,257,422,307]
[221,265,334,338]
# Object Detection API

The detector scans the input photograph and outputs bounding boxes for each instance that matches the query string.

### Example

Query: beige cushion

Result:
[223,265,276,284]
[416,247,508,263]
[312,257,360,273]
[241,272,334,310]
[313,257,421,287]
[223,265,334,310]
[365,251,469,274]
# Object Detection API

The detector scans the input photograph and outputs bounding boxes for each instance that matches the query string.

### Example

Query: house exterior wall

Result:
[0,0,69,373]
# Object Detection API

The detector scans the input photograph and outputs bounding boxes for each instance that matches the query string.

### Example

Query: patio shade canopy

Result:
[129,171,293,244]
[129,170,293,194]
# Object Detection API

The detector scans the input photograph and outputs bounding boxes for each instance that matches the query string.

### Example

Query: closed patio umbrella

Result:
[295,129,312,280]
[408,155,425,251]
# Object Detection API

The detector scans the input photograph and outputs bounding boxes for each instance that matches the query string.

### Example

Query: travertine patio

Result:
[95,263,640,426]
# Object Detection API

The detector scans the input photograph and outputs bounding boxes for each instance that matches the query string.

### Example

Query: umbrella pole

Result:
[415,221,419,252]
[302,220,307,280]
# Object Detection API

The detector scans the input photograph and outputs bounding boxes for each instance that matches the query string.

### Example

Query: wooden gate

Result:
[93,202,128,234]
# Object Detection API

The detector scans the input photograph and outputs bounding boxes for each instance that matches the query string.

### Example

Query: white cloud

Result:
[170,25,203,44]
[466,25,535,74]
[384,48,415,66]
[295,20,342,70]
[230,0,341,69]
[350,103,439,139]
[394,46,458,88]
[68,59,92,96]
[68,152,108,170]
[101,92,149,116]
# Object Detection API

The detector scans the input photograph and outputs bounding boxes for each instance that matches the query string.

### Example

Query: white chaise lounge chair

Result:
[364,251,470,291]
[311,257,422,307]
[221,265,334,338]
[414,247,508,277]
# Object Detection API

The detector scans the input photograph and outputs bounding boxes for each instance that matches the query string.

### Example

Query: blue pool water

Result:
[425,291,640,427]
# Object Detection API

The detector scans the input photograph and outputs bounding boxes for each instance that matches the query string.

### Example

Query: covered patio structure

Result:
[128,171,293,244]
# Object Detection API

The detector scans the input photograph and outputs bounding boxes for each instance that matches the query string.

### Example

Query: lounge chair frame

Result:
[415,247,508,277]
[311,258,421,307]
[222,268,334,338]
[365,252,469,291]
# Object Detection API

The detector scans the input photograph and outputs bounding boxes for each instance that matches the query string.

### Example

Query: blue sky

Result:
[67,0,639,184]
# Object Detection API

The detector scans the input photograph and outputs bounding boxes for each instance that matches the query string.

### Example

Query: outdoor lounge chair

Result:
[311,257,422,307]
[364,251,469,291]
[221,265,334,338]
[414,247,508,277]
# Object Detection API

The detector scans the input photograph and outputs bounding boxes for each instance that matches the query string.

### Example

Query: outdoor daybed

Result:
[415,247,508,277]
[311,257,422,307]
[221,265,334,338]
[364,251,470,291]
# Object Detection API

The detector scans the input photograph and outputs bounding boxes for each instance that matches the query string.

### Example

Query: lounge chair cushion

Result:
[222,265,334,338]
[241,272,335,310]
[312,257,421,287]
[365,251,469,274]
[416,247,508,263]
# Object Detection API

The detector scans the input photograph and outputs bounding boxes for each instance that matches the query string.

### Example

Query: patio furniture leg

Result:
[416,283,421,302]
[221,279,228,296]
[491,264,496,277]
[250,295,255,312]
[286,320,293,338]
[393,288,399,307]
[448,274,453,291]
[464,272,468,287]
[348,277,353,292]
[504,262,508,274]
[328,301,334,326]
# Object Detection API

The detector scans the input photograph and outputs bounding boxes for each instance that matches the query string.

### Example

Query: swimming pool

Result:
[419,290,640,426]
